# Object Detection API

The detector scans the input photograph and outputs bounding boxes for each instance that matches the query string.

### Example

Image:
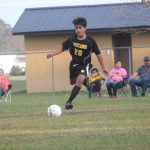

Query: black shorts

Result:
[69,63,92,80]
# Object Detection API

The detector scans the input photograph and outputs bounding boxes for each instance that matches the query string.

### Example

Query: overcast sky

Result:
[0,0,141,27]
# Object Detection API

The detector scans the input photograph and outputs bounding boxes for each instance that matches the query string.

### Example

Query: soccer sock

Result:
[67,85,81,104]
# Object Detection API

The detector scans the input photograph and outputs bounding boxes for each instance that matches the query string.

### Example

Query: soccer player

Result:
[47,17,107,110]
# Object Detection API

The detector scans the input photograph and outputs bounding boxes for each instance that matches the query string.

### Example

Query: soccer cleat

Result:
[65,102,73,110]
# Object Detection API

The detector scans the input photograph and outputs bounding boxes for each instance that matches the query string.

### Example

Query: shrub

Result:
[10,65,25,76]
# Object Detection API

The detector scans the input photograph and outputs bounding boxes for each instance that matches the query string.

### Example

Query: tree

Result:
[10,65,25,76]
[142,0,150,5]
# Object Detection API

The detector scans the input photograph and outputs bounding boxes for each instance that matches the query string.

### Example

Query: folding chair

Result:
[88,78,105,98]
[0,84,12,103]
[137,82,150,96]
[117,77,130,96]
[146,84,150,95]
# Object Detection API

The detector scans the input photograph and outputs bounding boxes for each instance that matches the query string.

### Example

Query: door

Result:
[112,33,132,74]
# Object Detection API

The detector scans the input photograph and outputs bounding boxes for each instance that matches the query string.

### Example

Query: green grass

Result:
[0,79,150,150]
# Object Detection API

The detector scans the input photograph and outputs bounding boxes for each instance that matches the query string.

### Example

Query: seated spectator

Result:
[88,68,104,98]
[0,68,10,96]
[106,61,127,98]
[129,56,150,97]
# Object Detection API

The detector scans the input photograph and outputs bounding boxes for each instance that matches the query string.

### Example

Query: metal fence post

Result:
[128,47,132,76]
[52,56,55,96]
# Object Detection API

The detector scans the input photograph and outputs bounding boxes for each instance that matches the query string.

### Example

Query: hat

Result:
[144,56,150,61]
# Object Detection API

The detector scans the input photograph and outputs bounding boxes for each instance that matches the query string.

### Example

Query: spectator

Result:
[106,61,127,98]
[0,68,10,96]
[88,68,104,98]
[129,56,150,97]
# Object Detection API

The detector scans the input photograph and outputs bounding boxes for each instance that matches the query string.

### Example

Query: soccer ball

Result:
[47,104,62,117]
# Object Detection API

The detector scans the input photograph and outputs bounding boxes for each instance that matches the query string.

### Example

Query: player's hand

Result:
[102,68,108,75]
[47,53,53,59]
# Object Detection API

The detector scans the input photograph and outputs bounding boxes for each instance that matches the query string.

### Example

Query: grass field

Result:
[0,79,150,150]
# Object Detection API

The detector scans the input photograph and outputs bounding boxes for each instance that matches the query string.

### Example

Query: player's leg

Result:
[65,65,86,110]
[83,78,89,87]
[65,74,85,110]
[83,63,92,88]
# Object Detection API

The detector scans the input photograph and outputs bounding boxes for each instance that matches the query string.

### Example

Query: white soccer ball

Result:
[47,104,62,117]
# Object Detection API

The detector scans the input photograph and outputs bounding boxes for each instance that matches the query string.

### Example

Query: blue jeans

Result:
[106,80,124,96]
[129,77,150,96]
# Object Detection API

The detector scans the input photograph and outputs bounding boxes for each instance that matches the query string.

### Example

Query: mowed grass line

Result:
[0,91,150,150]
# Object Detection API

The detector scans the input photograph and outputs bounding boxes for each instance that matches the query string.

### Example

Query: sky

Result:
[0,0,141,27]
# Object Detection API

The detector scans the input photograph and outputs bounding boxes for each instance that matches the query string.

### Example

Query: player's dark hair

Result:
[115,61,121,64]
[0,68,4,73]
[72,17,87,28]
[91,68,98,73]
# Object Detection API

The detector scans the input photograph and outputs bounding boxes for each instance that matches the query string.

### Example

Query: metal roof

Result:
[12,3,150,35]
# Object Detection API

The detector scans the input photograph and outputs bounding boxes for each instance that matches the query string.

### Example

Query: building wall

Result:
[24,32,113,93]
[24,32,150,92]
[25,34,71,93]
[91,32,114,71]
[24,32,150,93]
[132,32,150,72]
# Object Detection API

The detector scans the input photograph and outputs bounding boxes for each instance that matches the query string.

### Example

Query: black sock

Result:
[67,85,81,103]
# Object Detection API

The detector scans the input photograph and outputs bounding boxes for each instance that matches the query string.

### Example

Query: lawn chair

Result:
[105,76,129,98]
[87,67,105,99]
[117,76,130,96]
[88,78,105,98]
[137,82,150,96]
[0,84,12,103]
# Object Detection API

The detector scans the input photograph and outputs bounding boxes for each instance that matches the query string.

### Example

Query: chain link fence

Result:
[0,46,150,94]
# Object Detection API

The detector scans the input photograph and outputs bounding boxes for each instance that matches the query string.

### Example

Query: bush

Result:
[10,65,25,76]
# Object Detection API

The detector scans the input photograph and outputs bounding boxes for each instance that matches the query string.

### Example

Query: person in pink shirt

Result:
[0,68,10,96]
[106,61,127,98]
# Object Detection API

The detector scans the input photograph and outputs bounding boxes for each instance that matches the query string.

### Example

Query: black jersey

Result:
[62,35,101,65]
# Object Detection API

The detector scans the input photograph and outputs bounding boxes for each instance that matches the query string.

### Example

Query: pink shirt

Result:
[109,68,127,82]
[0,75,9,91]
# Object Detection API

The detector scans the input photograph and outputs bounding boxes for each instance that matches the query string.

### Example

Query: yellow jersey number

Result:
[74,48,83,56]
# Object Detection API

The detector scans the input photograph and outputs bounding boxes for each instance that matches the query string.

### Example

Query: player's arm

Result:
[90,37,108,75]
[47,36,71,59]
[130,72,138,79]
[96,54,108,74]
[47,49,64,59]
